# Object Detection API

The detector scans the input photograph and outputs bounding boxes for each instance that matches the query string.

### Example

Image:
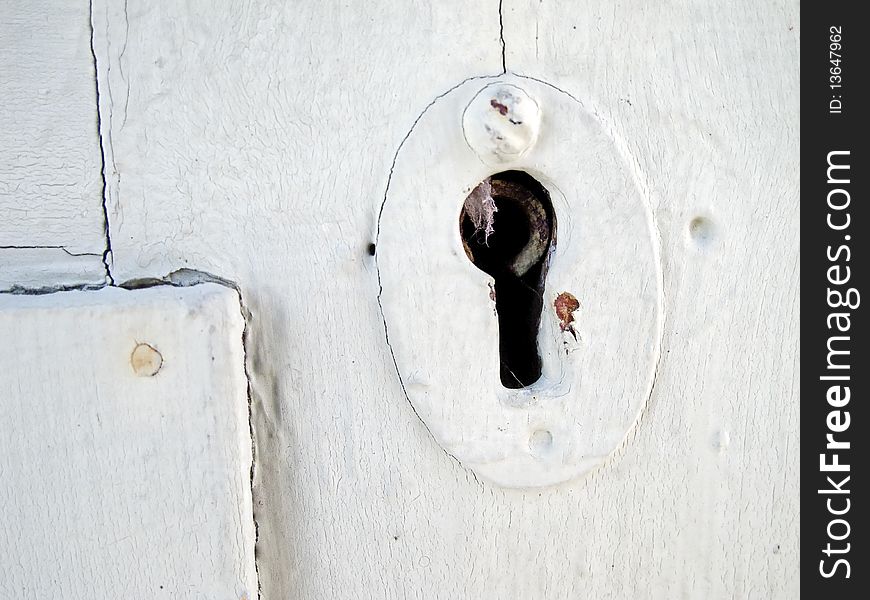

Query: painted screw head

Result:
[462,83,541,165]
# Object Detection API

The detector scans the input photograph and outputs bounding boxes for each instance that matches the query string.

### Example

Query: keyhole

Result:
[460,171,555,389]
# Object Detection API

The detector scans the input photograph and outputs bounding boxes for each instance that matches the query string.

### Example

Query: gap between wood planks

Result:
[498,0,507,73]
[88,0,115,286]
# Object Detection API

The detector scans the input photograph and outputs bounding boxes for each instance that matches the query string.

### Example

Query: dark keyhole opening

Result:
[460,171,555,389]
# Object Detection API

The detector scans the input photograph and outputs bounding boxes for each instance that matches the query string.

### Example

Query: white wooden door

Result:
[1,1,799,598]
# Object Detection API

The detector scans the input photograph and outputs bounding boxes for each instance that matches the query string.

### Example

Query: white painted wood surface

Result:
[1,0,798,597]
[0,0,108,289]
[378,75,662,487]
[0,247,104,292]
[0,284,257,599]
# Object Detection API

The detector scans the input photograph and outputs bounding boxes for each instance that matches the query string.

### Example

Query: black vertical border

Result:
[802,4,868,596]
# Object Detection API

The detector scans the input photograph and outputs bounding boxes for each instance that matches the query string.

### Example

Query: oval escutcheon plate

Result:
[377,75,663,488]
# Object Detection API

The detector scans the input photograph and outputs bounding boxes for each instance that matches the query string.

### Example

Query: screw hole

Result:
[688,216,714,246]
[529,429,554,457]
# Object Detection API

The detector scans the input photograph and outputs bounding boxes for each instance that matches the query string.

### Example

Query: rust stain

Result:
[490,98,509,115]
[554,292,580,338]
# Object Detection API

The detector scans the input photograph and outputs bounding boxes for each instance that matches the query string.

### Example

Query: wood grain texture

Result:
[0,284,256,599]
[91,0,798,597]
[0,0,107,287]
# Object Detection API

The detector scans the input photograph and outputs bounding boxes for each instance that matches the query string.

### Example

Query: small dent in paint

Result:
[714,428,730,453]
[528,429,554,458]
[688,216,714,247]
